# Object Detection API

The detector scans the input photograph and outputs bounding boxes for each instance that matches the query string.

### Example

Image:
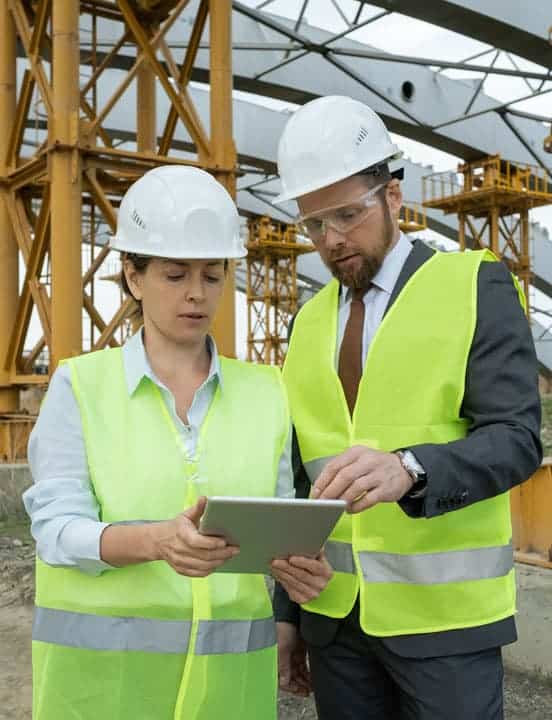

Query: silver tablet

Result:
[199,496,347,574]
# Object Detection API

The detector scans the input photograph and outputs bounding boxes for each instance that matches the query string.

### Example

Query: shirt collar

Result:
[122,328,223,396]
[340,232,413,302]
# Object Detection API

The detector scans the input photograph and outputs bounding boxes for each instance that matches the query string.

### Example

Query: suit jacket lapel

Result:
[384,239,435,317]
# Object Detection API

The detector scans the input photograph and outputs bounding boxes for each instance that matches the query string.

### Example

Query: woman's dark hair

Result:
[120,253,152,300]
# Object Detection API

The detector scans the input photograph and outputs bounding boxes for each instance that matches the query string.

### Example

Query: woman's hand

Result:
[271,551,333,604]
[152,497,240,577]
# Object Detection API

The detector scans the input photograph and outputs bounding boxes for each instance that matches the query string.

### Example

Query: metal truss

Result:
[360,0,552,69]
[229,2,552,176]
[245,216,314,366]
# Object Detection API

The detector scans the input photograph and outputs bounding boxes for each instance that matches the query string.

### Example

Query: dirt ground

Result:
[1,524,551,720]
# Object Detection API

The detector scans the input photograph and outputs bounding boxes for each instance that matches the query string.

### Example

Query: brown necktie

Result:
[338,288,368,416]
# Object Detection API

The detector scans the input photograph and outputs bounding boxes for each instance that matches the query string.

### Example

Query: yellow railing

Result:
[247,216,314,252]
[423,155,552,204]
[422,171,464,204]
[400,202,427,232]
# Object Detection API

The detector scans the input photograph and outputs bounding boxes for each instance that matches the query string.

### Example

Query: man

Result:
[272,95,542,719]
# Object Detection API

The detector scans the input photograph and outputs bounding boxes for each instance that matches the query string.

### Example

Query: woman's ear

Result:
[123,259,143,302]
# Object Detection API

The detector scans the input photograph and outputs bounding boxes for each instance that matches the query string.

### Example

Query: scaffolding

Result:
[422,155,552,307]
[246,217,314,366]
[0,0,236,460]
[399,202,427,234]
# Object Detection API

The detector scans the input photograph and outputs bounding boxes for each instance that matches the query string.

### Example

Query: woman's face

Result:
[124,257,226,345]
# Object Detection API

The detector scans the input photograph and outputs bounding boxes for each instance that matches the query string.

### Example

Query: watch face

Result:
[397,452,421,483]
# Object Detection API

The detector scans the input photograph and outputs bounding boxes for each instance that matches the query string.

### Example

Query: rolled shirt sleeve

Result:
[24,364,112,576]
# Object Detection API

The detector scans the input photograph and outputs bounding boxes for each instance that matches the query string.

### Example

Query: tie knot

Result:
[352,286,370,302]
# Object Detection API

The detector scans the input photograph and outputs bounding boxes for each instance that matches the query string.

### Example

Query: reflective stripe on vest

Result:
[300,457,356,575]
[325,541,355,574]
[33,607,276,656]
[358,542,513,585]
[195,617,276,655]
[33,607,191,654]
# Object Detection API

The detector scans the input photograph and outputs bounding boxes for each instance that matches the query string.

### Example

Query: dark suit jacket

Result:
[273,239,543,658]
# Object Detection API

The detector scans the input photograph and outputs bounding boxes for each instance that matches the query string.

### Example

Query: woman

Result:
[24,165,332,719]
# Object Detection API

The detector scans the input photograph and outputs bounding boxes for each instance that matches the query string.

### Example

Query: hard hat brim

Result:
[109,235,247,260]
[274,151,403,204]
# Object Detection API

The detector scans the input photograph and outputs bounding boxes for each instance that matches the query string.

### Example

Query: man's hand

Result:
[311,446,414,513]
[276,622,311,696]
[271,551,333,604]
[152,496,239,577]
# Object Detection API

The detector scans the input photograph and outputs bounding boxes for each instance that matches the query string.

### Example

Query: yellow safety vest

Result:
[283,249,517,637]
[33,347,289,719]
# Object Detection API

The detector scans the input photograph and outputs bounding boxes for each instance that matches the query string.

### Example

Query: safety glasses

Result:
[296,183,386,240]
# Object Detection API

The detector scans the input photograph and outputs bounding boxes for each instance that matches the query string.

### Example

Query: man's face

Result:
[297,175,402,289]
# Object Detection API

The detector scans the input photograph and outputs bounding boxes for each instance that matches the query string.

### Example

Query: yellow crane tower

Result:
[422,155,552,309]
[0,0,235,460]
[246,217,314,366]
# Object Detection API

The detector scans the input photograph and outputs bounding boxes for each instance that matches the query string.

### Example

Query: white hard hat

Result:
[110,165,246,259]
[274,96,403,204]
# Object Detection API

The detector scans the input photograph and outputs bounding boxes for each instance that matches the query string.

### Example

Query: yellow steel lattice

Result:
[246,216,314,366]
[422,155,552,309]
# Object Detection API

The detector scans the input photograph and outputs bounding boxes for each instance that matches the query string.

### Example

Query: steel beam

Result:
[118,0,211,161]
[0,3,18,411]
[208,0,237,357]
[362,0,552,69]
[50,0,82,367]
[137,59,156,153]
[4,189,50,374]
[159,0,208,155]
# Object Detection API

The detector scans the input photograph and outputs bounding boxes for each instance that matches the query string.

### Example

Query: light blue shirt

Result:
[24,331,293,575]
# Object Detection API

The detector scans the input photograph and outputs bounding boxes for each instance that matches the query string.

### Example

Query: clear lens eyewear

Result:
[296,183,386,240]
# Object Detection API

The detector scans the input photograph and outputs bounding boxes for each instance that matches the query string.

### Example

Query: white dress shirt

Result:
[336,232,426,480]
[336,232,413,365]
[24,330,293,575]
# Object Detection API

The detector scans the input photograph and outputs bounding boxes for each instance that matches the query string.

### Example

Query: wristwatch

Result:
[395,450,427,495]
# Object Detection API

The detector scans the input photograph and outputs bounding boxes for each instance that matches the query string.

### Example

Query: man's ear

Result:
[386,179,403,220]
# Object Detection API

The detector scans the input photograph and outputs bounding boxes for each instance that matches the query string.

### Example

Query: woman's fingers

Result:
[172,544,239,563]
[171,555,231,576]
[178,519,228,551]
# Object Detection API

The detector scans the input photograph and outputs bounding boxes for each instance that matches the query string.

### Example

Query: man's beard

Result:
[327,202,394,289]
